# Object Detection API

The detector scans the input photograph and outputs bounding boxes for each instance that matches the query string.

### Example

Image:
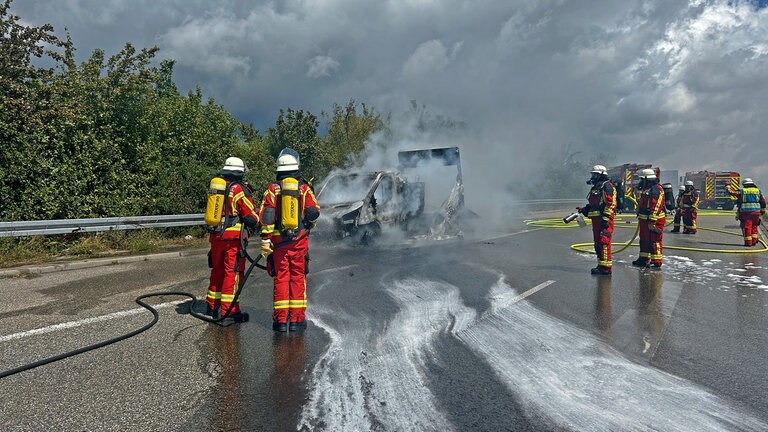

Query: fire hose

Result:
[0,227,266,380]
[525,211,768,254]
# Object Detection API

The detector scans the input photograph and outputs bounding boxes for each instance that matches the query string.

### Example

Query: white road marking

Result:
[457,277,768,431]
[0,301,182,343]
[478,227,543,243]
[496,279,555,308]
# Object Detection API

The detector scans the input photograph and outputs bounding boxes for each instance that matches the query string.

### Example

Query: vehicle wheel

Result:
[356,222,381,246]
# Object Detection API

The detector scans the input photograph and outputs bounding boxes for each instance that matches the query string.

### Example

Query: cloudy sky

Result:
[12,0,768,184]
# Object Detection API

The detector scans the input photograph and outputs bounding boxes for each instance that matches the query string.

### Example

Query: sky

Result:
[11,0,768,185]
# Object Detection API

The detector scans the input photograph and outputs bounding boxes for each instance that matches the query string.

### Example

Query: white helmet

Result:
[743,178,754,186]
[276,148,300,172]
[684,180,694,186]
[222,156,247,173]
[639,168,657,180]
[678,185,685,190]
[591,165,608,176]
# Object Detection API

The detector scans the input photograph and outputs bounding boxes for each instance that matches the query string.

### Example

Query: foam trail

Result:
[299,279,474,431]
[457,277,768,431]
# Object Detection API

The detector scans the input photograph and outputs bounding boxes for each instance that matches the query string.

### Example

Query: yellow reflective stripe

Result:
[233,191,255,212]
[640,251,651,258]
[221,294,237,302]
[261,224,275,234]
[598,260,612,267]
[587,211,601,217]
[637,215,649,220]
[274,300,290,306]
[206,290,222,299]
[289,300,307,308]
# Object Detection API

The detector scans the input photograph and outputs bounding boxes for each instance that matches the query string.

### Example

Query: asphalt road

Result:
[1,211,767,431]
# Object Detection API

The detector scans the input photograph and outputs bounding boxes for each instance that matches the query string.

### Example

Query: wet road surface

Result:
[1,211,767,431]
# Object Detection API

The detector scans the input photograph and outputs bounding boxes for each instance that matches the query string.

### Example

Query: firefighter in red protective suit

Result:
[680,180,700,234]
[633,169,666,269]
[670,185,685,233]
[258,148,320,332]
[206,157,259,322]
[577,165,616,275]
[732,178,766,246]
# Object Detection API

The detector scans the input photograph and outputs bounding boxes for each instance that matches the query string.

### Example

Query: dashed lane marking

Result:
[0,301,182,343]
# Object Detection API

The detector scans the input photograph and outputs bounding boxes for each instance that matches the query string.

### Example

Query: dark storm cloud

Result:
[11,0,768,182]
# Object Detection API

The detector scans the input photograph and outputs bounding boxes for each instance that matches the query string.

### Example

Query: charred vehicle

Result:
[314,147,473,244]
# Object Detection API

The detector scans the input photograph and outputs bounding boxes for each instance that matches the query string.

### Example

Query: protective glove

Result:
[648,222,661,234]
[259,239,273,259]
[576,206,587,216]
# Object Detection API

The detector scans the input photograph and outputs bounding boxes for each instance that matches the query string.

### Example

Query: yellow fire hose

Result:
[524,211,768,254]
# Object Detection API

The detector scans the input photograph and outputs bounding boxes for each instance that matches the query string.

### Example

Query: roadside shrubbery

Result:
[0,0,386,223]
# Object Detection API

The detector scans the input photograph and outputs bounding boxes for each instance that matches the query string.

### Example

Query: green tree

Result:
[266,109,324,181]
[322,100,386,170]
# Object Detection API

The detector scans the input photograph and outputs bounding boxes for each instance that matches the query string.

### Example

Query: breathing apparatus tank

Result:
[205,177,227,228]
[280,176,301,237]
[662,183,675,211]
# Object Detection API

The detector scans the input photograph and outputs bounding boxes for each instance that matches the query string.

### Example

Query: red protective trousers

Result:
[271,235,309,324]
[740,212,761,246]
[682,209,697,233]
[672,209,682,231]
[207,238,244,315]
[590,217,614,271]
[639,219,665,266]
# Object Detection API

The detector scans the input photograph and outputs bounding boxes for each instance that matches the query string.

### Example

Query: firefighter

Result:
[733,178,766,246]
[680,180,700,234]
[577,165,616,275]
[258,148,320,332]
[206,157,259,322]
[670,185,685,233]
[632,168,666,269]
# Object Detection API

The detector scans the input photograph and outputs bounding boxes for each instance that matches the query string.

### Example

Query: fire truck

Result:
[683,171,740,210]
[607,164,661,212]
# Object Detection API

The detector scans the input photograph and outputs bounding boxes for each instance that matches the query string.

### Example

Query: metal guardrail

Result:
[0,214,205,238]
[0,199,587,238]
[513,199,583,205]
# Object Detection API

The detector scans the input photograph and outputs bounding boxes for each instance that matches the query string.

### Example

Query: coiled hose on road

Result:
[525,210,768,254]
[0,231,267,380]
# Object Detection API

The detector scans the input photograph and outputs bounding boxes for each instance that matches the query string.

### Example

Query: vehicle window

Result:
[318,174,375,204]
[374,176,394,205]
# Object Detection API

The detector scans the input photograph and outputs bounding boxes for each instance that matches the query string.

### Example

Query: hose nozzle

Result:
[563,212,586,227]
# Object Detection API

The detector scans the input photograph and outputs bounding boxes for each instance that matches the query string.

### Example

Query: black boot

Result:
[670,228,680,233]
[289,321,307,332]
[590,267,611,275]
[272,321,288,332]
[631,259,648,267]
[206,307,219,319]
[230,312,249,323]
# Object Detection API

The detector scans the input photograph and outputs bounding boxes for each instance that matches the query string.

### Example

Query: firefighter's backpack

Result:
[662,183,676,211]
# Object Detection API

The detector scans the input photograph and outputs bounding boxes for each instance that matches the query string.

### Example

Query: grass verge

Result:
[0,227,209,268]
